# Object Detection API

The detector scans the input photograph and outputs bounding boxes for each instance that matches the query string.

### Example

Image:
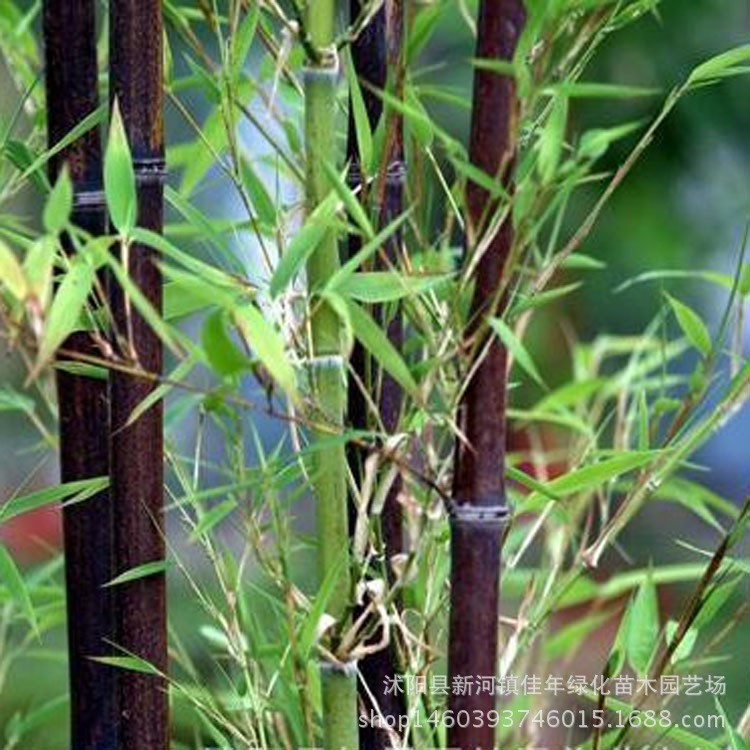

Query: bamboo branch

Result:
[448,2,525,749]
[304,2,359,748]
[42,3,118,747]
[109,2,168,748]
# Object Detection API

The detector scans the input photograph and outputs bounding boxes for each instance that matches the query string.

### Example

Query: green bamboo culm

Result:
[303,3,359,750]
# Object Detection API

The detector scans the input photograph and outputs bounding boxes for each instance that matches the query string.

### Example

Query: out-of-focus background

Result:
[1,0,750,745]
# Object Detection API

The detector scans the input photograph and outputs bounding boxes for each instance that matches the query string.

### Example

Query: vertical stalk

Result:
[346,2,406,748]
[42,3,118,748]
[304,3,359,750]
[109,2,168,748]
[448,2,525,749]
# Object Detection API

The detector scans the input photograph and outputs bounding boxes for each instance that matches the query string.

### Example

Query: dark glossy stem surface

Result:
[448,2,525,748]
[347,2,407,748]
[109,3,168,748]
[43,3,118,748]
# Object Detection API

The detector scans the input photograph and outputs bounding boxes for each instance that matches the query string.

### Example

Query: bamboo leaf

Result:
[233,304,298,401]
[665,293,712,357]
[345,299,419,399]
[689,44,750,84]
[664,619,698,664]
[202,310,250,377]
[37,259,95,365]
[334,271,448,303]
[627,572,659,676]
[0,477,109,524]
[104,100,137,234]
[298,550,347,659]
[91,655,160,675]
[190,499,238,541]
[0,544,38,634]
[43,165,73,233]
[538,95,568,183]
[270,192,338,298]
[20,104,107,183]
[490,318,546,389]
[104,560,169,587]
[525,451,661,506]
[345,50,374,172]
[322,160,374,239]
[0,239,27,300]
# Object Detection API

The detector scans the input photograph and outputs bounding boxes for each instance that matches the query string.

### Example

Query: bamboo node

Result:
[307,353,345,370]
[74,189,107,210]
[448,501,509,528]
[133,156,167,185]
[319,658,359,677]
[302,45,340,78]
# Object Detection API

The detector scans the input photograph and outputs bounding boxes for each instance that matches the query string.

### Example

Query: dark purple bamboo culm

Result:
[42,3,118,748]
[109,2,168,748]
[448,2,525,749]
[347,1,406,747]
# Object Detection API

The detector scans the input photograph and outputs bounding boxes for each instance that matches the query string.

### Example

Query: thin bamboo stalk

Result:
[448,2,525,749]
[304,3,359,750]
[109,2,168,748]
[346,2,406,747]
[42,3,118,748]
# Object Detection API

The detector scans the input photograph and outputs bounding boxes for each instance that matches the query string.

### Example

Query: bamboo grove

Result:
[2,0,750,748]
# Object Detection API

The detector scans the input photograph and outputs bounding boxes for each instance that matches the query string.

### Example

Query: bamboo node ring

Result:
[448,501,509,528]
[74,189,107,210]
[319,658,359,677]
[307,354,345,370]
[133,157,167,185]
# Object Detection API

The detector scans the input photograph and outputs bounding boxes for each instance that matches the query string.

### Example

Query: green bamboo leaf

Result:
[233,304,298,401]
[23,236,56,306]
[0,543,38,634]
[689,44,750,84]
[627,573,659,676]
[91,655,160,675]
[538,95,568,183]
[37,259,95,365]
[0,239,28,300]
[322,159,374,239]
[327,210,411,289]
[270,192,338,298]
[202,310,250,377]
[714,698,747,750]
[345,299,419,399]
[525,451,661,506]
[665,293,712,357]
[664,619,698,664]
[242,158,276,226]
[20,104,106,183]
[104,560,169,587]
[490,318,546,389]
[0,387,35,415]
[512,282,582,314]
[231,4,260,81]
[345,50,374,172]
[578,119,644,161]
[299,550,347,659]
[43,165,73,233]
[104,100,137,234]
[0,477,109,524]
[190,498,238,541]
[334,271,448,303]
[544,81,659,98]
